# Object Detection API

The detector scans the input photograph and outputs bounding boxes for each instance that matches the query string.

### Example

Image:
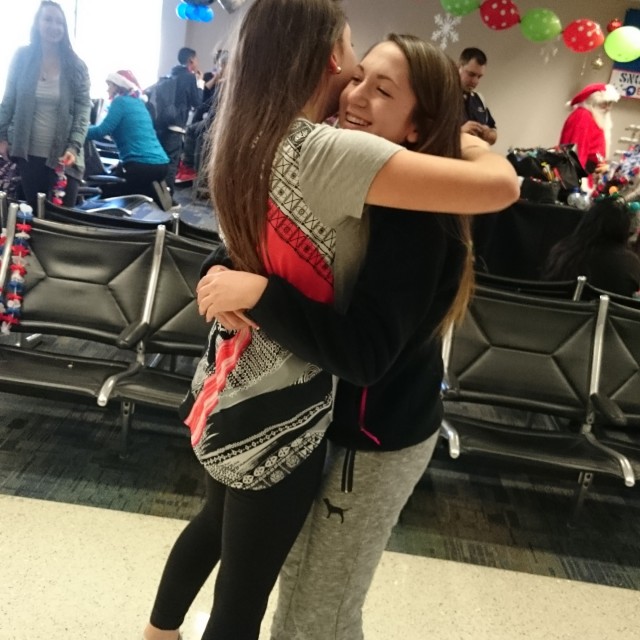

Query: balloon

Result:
[562,19,605,54]
[193,5,206,20]
[185,3,201,20]
[200,6,214,22]
[200,7,215,22]
[607,18,623,33]
[604,26,640,63]
[520,9,562,43]
[175,2,188,19]
[439,0,481,17]
[479,0,519,31]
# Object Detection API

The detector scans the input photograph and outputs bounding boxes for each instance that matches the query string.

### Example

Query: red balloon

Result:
[562,19,605,53]
[480,0,520,31]
[607,18,623,33]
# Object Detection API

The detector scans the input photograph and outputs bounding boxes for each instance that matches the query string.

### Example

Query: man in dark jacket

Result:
[157,47,201,196]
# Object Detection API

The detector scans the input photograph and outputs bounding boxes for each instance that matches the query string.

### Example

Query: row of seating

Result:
[0,203,216,451]
[441,280,640,518]
[0,190,220,246]
[4,198,640,516]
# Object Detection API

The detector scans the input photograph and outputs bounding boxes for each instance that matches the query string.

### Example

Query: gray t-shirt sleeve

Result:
[299,125,402,226]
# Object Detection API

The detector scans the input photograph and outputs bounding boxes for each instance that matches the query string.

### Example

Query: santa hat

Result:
[568,83,621,107]
[106,69,141,93]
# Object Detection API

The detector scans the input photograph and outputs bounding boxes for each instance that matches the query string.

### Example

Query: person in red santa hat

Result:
[559,83,621,184]
[86,69,172,209]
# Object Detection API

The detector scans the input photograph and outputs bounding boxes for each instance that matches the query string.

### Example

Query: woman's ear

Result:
[328,54,342,75]
[406,124,419,145]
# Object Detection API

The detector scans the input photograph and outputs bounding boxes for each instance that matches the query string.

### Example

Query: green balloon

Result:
[520,8,562,43]
[440,0,481,17]
[604,26,640,63]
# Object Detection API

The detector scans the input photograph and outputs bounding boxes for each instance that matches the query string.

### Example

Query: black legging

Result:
[149,439,327,640]
[17,155,80,209]
[99,161,169,207]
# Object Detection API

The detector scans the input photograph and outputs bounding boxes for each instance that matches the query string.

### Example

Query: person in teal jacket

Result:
[87,69,169,208]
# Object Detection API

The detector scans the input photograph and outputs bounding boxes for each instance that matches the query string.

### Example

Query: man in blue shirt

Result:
[458,47,497,146]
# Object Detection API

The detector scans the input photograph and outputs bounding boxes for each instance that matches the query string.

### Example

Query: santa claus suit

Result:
[559,83,620,188]
[559,106,606,171]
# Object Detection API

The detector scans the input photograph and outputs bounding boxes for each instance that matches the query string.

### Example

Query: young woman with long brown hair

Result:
[144,1,517,638]
[196,34,476,640]
[0,1,91,208]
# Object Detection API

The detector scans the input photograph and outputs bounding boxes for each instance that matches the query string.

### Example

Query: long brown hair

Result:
[387,34,474,334]
[209,0,346,274]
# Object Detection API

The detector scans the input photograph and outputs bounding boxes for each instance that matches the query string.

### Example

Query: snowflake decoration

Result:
[432,13,461,50]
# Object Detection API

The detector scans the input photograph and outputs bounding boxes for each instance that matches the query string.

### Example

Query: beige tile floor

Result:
[1,494,639,640]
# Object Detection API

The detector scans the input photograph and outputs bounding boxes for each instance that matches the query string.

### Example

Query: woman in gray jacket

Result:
[0,1,91,208]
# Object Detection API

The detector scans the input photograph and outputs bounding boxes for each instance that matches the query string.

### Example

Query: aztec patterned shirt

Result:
[182,119,401,489]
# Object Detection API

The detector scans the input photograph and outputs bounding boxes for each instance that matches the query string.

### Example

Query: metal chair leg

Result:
[570,471,593,524]
[119,401,134,457]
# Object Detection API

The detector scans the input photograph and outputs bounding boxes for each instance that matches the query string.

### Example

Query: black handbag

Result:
[507,145,587,204]
[519,177,561,204]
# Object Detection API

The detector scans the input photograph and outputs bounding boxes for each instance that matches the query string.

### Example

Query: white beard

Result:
[583,97,613,158]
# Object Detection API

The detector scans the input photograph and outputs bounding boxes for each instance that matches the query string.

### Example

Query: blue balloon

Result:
[185,3,200,20]
[200,6,214,22]
[176,2,188,19]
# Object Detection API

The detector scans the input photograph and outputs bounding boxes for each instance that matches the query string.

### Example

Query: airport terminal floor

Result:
[1,388,640,640]
[1,492,639,640]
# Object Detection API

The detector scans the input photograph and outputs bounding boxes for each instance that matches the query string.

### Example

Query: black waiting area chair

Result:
[37,192,175,230]
[0,204,218,452]
[474,271,586,300]
[440,284,635,519]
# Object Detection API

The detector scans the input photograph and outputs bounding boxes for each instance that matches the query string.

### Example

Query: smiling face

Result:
[338,41,418,146]
[38,4,67,46]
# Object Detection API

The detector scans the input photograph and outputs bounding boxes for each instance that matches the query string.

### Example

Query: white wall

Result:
[168,0,640,157]
[158,1,190,78]
[184,1,249,68]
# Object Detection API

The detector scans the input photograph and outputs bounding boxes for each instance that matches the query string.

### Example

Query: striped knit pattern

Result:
[184,120,336,490]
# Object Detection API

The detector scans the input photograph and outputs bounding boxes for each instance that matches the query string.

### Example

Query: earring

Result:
[335,65,342,74]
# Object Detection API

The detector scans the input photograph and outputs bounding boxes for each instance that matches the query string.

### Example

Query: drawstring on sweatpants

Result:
[341,448,355,493]
[340,388,382,493]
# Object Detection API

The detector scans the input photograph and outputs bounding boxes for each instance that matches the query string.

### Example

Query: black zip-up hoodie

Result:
[169,64,201,129]
[243,207,466,452]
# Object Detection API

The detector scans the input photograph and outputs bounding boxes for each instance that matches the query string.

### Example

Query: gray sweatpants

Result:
[270,432,439,640]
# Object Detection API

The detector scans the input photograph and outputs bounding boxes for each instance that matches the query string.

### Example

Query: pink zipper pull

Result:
[358,388,381,445]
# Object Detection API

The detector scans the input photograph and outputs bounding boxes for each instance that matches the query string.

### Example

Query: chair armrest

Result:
[441,371,460,400]
[590,392,627,427]
[85,174,126,186]
[117,321,150,349]
[97,362,144,407]
[77,185,103,198]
